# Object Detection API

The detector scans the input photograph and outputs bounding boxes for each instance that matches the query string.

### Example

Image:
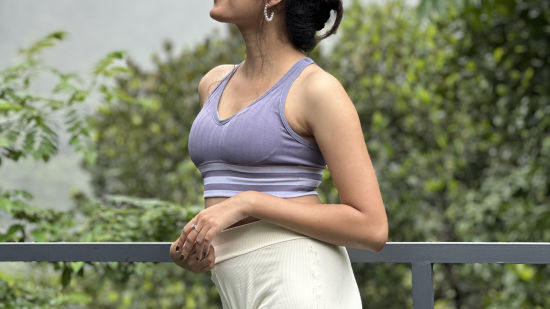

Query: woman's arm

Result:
[243,68,387,251]
[177,67,388,260]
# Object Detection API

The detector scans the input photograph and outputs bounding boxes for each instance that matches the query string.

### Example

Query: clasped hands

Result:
[169,192,251,273]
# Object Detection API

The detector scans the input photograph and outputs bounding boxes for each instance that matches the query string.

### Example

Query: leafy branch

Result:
[0,31,151,167]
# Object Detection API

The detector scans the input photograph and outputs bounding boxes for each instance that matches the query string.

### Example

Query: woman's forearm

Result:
[241,191,388,252]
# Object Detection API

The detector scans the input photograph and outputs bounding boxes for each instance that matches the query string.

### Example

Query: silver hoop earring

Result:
[264,3,274,22]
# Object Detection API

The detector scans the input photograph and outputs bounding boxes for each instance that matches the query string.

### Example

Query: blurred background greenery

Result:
[1,0,549,307]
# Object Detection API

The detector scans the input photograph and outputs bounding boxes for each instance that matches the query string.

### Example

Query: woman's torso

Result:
[192,56,325,229]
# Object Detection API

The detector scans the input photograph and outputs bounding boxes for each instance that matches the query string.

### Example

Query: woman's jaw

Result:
[209,0,263,26]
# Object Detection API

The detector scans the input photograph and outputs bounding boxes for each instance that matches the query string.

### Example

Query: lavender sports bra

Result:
[188,57,327,198]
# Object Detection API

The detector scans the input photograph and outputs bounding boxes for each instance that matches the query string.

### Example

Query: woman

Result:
[169,0,388,307]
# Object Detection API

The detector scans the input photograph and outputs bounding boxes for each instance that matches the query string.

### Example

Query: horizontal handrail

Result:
[1,242,549,309]
[1,242,548,263]
[347,242,550,264]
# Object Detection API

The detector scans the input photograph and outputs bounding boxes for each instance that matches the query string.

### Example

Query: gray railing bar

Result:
[347,242,550,264]
[412,262,434,309]
[0,242,171,262]
[1,242,549,263]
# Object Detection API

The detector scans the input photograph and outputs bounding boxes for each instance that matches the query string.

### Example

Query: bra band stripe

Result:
[204,183,318,192]
[202,170,323,181]
[198,162,325,174]
[204,190,318,199]
[204,176,321,187]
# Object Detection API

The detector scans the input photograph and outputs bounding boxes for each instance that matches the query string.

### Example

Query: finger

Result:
[174,247,198,270]
[175,236,189,260]
[177,236,186,254]
[205,243,215,259]
[201,229,217,260]
[188,249,205,269]
[175,237,196,262]
[169,241,179,261]
[169,241,176,255]
[203,253,217,272]
[180,223,200,260]
[179,240,192,261]
[189,245,197,256]
[194,227,209,261]
[198,245,211,265]
[177,220,195,252]
[199,252,215,272]
[178,218,200,246]
[190,246,209,270]
[171,241,191,267]
[186,252,198,268]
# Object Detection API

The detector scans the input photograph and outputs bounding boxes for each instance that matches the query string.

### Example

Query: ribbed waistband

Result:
[212,220,308,264]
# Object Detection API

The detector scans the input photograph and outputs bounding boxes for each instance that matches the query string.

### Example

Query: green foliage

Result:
[0,268,92,309]
[0,31,220,308]
[0,32,65,164]
[0,29,159,169]
[328,0,550,307]
[2,31,80,166]
[0,186,215,308]
[0,189,74,242]
[60,192,217,308]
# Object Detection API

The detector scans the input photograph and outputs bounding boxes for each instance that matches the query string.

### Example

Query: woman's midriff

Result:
[205,195,322,230]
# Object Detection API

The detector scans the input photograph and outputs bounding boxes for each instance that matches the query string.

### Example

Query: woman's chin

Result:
[209,9,227,22]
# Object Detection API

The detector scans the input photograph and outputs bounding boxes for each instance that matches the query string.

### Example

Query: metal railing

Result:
[1,242,549,308]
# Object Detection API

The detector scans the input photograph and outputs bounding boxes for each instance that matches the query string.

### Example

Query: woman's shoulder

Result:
[298,63,350,111]
[286,62,355,139]
[303,64,342,89]
[198,64,237,107]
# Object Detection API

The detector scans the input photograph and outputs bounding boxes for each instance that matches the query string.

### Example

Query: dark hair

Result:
[284,0,343,53]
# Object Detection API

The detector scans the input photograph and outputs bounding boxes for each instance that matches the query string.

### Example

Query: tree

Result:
[0,30,218,309]
[329,0,549,307]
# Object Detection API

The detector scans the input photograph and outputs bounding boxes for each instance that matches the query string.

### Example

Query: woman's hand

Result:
[169,241,215,273]
[175,192,251,264]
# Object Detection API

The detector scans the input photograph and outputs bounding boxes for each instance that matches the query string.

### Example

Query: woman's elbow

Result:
[372,222,388,252]
[360,217,388,252]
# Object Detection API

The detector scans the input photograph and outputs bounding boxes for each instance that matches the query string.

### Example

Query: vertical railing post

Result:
[411,262,434,309]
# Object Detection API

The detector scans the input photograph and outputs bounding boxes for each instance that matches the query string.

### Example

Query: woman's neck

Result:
[236,22,305,80]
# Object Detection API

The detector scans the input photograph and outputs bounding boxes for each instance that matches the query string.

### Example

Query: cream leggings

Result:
[210,220,363,309]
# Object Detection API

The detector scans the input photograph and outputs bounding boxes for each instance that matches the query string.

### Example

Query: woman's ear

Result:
[267,0,284,8]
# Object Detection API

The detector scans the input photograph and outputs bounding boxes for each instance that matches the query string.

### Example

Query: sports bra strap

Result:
[278,57,319,150]
[278,57,314,98]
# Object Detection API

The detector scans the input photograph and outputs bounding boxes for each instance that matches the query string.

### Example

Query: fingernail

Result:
[176,246,180,252]
[180,254,184,260]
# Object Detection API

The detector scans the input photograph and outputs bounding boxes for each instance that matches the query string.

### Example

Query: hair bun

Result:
[284,0,344,52]
[314,15,329,31]
[325,0,342,10]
